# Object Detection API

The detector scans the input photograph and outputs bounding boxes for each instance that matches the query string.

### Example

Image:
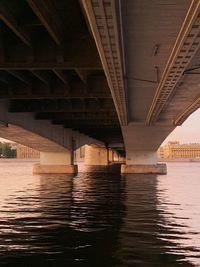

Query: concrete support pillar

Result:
[126,150,157,165]
[121,124,173,174]
[33,151,78,174]
[108,149,114,163]
[84,145,108,166]
[121,150,166,174]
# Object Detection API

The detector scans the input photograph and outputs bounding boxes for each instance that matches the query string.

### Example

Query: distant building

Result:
[158,141,200,159]
[17,144,40,159]
[157,146,164,159]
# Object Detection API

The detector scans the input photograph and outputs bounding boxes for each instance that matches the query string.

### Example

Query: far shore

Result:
[158,158,200,162]
[0,158,39,162]
[0,158,200,164]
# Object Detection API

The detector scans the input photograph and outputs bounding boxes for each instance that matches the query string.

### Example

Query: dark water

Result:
[0,160,200,266]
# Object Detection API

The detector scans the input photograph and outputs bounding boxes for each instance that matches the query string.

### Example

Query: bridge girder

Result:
[0,0,123,145]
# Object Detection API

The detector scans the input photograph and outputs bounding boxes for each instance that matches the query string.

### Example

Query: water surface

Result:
[0,160,200,266]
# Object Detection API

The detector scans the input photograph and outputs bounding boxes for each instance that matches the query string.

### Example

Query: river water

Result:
[0,160,200,266]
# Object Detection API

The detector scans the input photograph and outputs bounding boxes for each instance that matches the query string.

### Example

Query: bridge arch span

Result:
[0,100,101,153]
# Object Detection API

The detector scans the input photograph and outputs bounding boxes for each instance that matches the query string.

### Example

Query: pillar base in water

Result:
[121,163,167,174]
[33,164,78,174]
[83,164,120,173]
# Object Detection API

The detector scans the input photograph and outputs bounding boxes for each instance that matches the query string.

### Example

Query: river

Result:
[0,160,200,266]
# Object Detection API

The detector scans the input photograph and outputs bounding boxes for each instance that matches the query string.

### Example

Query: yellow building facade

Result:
[158,141,200,159]
[17,144,40,159]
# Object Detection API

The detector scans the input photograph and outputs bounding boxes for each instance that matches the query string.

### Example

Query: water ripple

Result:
[0,161,200,266]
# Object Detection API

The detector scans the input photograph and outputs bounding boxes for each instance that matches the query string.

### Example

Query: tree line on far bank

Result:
[0,142,16,158]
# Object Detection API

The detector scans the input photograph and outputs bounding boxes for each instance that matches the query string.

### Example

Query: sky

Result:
[162,108,200,145]
[0,108,200,145]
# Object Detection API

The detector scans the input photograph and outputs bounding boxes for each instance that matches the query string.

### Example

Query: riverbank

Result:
[159,158,200,162]
[0,158,39,163]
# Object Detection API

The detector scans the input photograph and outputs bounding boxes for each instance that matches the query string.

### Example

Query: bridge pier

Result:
[121,125,172,174]
[33,151,78,174]
[121,150,166,174]
[84,145,109,166]
[83,145,110,172]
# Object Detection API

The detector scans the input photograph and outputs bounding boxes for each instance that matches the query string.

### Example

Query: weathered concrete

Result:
[33,152,77,174]
[40,152,71,165]
[122,124,174,154]
[84,145,108,166]
[0,101,102,153]
[33,164,78,174]
[121,164,167,174]
[121,124,173,173]
[126,151,157,165]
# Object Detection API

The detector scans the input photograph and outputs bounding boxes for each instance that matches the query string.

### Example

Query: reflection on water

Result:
[156,163,200,266]
[0,160,200,266]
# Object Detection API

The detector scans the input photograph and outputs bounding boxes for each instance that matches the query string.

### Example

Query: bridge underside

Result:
[0,0,124,172]
[1,1,200,173]
[0,0,123,147]
[121,1,200,172]
[83,0,200,173]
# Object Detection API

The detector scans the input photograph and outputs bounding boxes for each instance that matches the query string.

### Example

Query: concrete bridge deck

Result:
[0,0,200,173]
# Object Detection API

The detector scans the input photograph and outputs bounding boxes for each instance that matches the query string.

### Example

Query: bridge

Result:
[0,0,199,174]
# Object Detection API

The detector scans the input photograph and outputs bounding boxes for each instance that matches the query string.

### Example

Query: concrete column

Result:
[108,149,114,163]
[121,150,166,174]
[33,151,78,174]
[126,150,157,165]
[121,124,173,174]
[84,145,108,166]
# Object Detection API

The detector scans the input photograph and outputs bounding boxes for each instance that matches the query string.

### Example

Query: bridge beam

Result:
[33,151,78,174]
